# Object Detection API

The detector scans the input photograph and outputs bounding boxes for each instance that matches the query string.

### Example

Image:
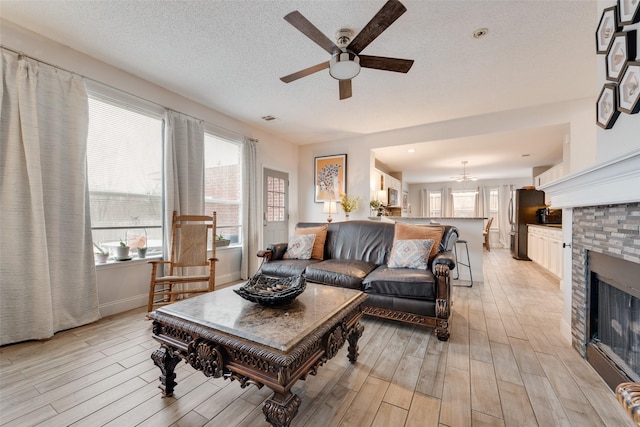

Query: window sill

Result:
[95,255,161,268]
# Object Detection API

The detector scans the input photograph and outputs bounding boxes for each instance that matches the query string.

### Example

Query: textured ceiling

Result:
[0,0,597,182]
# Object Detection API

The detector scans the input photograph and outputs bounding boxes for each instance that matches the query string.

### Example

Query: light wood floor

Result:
[0,249,634,426]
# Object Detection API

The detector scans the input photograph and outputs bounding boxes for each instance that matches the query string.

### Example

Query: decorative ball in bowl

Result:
[234,274,306,306]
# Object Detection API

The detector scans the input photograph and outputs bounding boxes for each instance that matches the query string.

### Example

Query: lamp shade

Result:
[323,200,337,214]
[377,190,388,205]
[323,200,337,223]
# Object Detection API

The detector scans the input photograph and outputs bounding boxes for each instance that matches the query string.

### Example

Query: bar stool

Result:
[453,239,473,287]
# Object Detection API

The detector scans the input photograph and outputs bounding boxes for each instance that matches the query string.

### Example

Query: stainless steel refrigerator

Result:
[509,189,545,260]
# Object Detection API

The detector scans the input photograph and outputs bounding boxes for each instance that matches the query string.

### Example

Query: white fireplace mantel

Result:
[540,148,640,208]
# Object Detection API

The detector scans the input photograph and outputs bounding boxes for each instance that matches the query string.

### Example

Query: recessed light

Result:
[522,154,531,157]
[473,28,489,39]
[261,115,277,121]
[408,149,415,153]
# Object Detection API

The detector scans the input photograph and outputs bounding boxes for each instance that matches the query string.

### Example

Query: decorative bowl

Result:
[234,274,306,306]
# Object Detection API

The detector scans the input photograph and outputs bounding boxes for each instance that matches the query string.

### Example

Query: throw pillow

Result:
[295,224,328,260]
[283,234,316,260]
[394,222,444,261]
[388,239,435,269]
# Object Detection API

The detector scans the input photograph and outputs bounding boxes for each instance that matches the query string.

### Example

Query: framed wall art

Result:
[596,6,621,54]
[618,61,640,114]
[388,188,399,206]
[618,0,640,26]
[314,154,346,202]
[606,30,637,82]
[596,83,621,129]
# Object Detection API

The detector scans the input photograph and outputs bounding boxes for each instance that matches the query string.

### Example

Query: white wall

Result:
[554,1,640,344]
[596,1,640,161]
[298,98,595,223]
[2,20,299,315]
[96,248,241,317]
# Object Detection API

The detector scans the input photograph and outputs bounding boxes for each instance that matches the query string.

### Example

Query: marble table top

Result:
[153,283,366,352]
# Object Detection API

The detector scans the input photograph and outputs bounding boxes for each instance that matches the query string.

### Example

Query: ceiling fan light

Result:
[329,51,360,80]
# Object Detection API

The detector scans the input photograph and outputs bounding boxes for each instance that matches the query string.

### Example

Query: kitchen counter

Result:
[527,223,562,229]
[372,216,485,283]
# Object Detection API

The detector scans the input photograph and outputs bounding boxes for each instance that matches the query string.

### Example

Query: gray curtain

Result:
[443,187,453,217]
[163,111,204,249]
[163,111,205,291]
[498,184,512,248]
[0,51,100,345]
[241,138,259,279]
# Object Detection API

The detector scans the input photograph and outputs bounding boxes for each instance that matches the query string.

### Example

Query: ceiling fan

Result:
[280,0,414,100]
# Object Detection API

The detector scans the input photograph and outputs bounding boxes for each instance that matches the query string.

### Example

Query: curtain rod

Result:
[0,44,253,142]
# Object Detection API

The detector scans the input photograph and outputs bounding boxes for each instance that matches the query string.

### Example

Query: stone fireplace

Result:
[571,204,640,389]
[541,148,640,390]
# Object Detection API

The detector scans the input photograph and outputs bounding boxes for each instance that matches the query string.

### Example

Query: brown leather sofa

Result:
[257,220,458,341]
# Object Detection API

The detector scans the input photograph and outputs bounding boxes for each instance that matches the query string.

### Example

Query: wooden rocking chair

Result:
[147,211,218,312]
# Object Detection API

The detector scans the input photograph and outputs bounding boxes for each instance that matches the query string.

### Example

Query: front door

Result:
[263,168,289,245]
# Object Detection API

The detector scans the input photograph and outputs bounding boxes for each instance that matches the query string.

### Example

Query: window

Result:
[489,188,499,228]
[204,133,242,246]
[86,96,163,258]
[452,191,477,217]
[266,175,286,222]
[428,190,442,217]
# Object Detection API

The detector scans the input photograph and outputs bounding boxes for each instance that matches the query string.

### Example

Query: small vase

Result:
[137,247,147,259]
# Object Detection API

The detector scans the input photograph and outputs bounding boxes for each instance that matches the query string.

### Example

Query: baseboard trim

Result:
[99,294,148,317]
[98,274,242,317]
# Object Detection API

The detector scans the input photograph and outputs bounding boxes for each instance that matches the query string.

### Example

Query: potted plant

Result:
[93,242,109,263]
[215,233,230,247]
[127,232,147,258]
[339,193,360,219]
[370,200,383,216]
[116,239,130,260]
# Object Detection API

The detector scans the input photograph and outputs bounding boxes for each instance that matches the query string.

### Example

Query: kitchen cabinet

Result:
[528,225,562,278]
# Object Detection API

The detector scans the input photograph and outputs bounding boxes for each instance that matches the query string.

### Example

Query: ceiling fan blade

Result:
[339,80,352,100]
[280,61,330,83]
[348,0,407,54]
[284,11,339,55]
[359,55,414,73]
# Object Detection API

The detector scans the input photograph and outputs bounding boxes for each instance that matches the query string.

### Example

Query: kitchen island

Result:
[371,216,485,283]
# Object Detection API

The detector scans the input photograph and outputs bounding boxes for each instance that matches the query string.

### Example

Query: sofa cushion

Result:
[261,259,320,278]
[388,239,435,269]
[362,265,436,300]
[394,223,444,261]
[305,259,377,289]
[283,234,316,259]
[295,224,327,260]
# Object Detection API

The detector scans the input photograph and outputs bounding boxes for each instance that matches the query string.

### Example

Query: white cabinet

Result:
[535,163,563,188]
[528,225,562,278]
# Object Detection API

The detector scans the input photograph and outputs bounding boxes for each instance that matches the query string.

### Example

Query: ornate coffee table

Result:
[148,283,367,427]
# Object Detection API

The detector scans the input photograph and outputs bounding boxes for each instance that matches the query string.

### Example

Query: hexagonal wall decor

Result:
[597,6,621,54]
[618,61,640,114]
[606,31,637,82]
[596,84,621,129]
[618,0,640,25]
